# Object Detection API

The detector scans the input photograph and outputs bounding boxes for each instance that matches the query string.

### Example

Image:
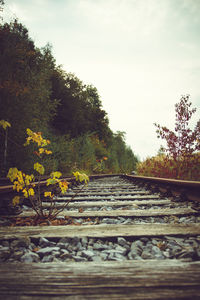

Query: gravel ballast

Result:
[0,235,200,263]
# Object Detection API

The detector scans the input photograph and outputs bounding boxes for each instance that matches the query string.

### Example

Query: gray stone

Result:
[72,255,87,262]
[140,237,149,243]
[152,239,161,246]
[114,245,127,255]
[141,250,153,259]
[130,241,143,256]
[20,251,40,263]
[58,237,70,244]
[117,237,127,247]
[52,251,60,258]
[82,250,95,259]
[39,237,56,247]
[60,249,71,259]
[56,242,68,249]
[73,219,83,224]
[71,237,81,244]
[91,255,103,262]
[127,251,142,260]
[163,250,171,258]
[67,245,76,252]
[42,255,54,262]
[36,246,60,257]
[151,245,165,258]
[29,242,37,251]
[75,241,84,251]
[133,240,144,249]
[176,247,196,259]
[88,238,95,245]
[114,252,127,260]
[99,252,108,260]
[81,237,88,247]
[93,243,110,250]
[196,249,200,258]
[121,218,132,225]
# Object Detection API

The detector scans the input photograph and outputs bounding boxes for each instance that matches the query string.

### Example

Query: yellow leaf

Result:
[44,191,52,198]
[7,168,19,182]
[12,196,20,206]
[50,171,62,179]
[46,178,57,186]
[34,162,45,175]
[28,188,35,196]
[45,150,52,155]
[22,189,28,198]
[59,181,69,194]
[39,148,45,154]
[0,120,11,130]
[73,171,89,184]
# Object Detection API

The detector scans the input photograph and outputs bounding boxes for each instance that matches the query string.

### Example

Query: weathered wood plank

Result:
[0,223,199,239]
[42,199,172,208]
[0,260,200,299]
[56,194,160,201]
[61,190,150,197]
[19,207,197,218]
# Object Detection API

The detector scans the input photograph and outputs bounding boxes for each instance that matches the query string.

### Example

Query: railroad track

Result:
[0,174,200,299]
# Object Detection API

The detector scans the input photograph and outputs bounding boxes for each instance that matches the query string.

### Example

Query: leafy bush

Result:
[7,128,89,220]
[137,96,200,180]
[136,153,200,180]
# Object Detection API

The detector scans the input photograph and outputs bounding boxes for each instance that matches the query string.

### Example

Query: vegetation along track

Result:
[0,174,200,299]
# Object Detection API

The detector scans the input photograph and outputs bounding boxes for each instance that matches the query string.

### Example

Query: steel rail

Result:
[123,174,200,189]
[0,173,200,198]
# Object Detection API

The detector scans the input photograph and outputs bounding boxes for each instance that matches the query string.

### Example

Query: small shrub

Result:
[7,128,89,220]
[137,96,200,180]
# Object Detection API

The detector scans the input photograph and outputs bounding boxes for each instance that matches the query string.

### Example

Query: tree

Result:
[154,95,200,160]
[51,69,112,143]
[0,20,57,173]
[136,95,200,180]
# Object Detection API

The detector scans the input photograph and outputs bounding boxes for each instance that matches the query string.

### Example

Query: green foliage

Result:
[7,129,88,220]
[51,69,111,142]
[0,19,137,176]
[0,20,57,173]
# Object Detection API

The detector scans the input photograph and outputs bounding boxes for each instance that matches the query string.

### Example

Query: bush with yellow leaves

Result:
[7,128,89,219]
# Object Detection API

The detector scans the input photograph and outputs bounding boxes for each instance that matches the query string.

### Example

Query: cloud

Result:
[2,0,200,159]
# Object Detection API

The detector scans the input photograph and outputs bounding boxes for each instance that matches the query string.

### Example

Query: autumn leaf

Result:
[34,162,45,175]
[50,171,62,179]
[45,150,52,155]
[73,171,89,184]
[7,167,19,182]
[38,148,45,154]
[44,191,53,198]
[0,120,11,130]
[59,181,69,194]
[12,196,20,206]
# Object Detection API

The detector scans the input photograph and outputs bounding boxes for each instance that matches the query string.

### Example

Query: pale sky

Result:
[2,0,200,160]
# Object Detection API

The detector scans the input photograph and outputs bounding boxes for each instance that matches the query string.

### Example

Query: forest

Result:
[0,16,138,176]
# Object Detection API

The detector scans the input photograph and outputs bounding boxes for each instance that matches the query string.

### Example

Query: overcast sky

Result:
[2,0,200,160]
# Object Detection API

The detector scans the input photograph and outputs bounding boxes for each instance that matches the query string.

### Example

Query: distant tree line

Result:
[0,19,138,176]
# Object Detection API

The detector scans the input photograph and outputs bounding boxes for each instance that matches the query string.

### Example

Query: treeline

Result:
[0,19,138,176]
